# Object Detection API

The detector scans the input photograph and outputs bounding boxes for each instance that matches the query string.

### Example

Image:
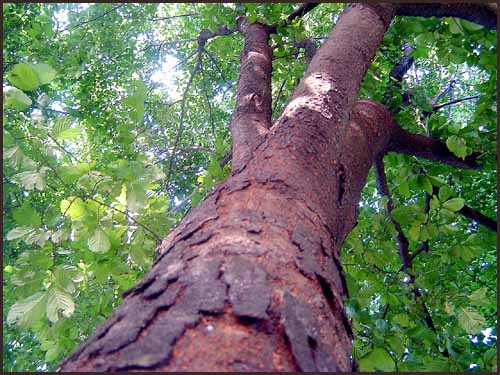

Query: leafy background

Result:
[3,3,496,371]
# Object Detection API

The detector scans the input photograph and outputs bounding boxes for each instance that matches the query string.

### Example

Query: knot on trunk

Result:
[352,99,393,128]
[350,99,394,155]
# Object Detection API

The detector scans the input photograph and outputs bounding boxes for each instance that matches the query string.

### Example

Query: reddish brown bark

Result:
[59,4,482,372]
[230,18,273,173]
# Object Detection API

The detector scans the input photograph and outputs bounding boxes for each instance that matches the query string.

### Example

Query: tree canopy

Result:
[3,3,497,372]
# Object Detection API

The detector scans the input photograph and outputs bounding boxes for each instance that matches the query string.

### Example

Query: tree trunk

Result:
[59,4,398,372]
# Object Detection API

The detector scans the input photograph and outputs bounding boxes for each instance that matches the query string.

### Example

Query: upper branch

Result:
[432,94,480,111]
[395,3,497,29]
[230,17,273,173]
[388,124,481,169]
[269,3,320,34]
[459,205,497,232]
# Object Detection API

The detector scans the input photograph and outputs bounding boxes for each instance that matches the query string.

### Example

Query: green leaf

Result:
[417,176,433,195]
[391,205,425,226]
[129,244,152,269]
[459,19,484,32]
[13,202,41,227]
[7,62,40,91]
[46,287,75,323]
[88,228,111,253]
[11,170,46,190]
[45,343,61,362]
[30,62,57,84]
[51,227,69,243]
[52,116,72,138]
[56,127,83,140]
[3,146,25,168]
[442,197,464,212]
[126,182,148,212]
[393,313,412,328]
[24,228,49,247]
[457,307,486,334]
[444,301,454,315]
[438,186,454,202]
[428,175,445,187]
[3,86,32,110]
[448,19,464,35]
[59,162,93,184]
[421,357,449,371]
[425,223,438,239]
[6,226,36,241]
[408,225,420,241]
[7,291,48,328]
[358,348,395,372]
[468,287,488,306]
[60,197,87,220]
[398,180,410,197]
[123,80,147,123]
[483,347,497,368]
[429,195,440,210]
[452,244,481,262]
[446,136,467,159]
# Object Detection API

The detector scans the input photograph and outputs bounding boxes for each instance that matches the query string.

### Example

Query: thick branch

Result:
[395,3,497,29]
[295,38,317,66]
[287,3,320,22]
[459,205,497,232]
[230,17,273,173]
[388,124,481,169]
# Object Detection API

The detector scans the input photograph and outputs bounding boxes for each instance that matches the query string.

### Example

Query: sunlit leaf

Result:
[60,197,87,220]
[446,136,467,159]
[126,182,148,212]
[442,197,464,212]
[7,62,40,91]
[457,307,486,334]
[3,86,32,110]
[6,226,36,241]
[11,170,46,190]
[46,287,75,323]
[30,62,57,84]
[88,228,111,253]
[7,292,48,328]
[358,348,395,372]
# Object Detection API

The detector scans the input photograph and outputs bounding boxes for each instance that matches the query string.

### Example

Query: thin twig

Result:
[86,196,162,243]
[272,79,287,119]
[373,156,412,270]
[373,156,445,351]
[200,54,215,134]
[46,133,78,163]
[157,146,214,155]
[60,4,125,33]
[148,13,198,22]
[432,94,480,111]
[204,49,231,87]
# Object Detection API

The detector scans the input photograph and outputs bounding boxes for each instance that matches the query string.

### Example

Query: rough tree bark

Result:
[59,3,493,372]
